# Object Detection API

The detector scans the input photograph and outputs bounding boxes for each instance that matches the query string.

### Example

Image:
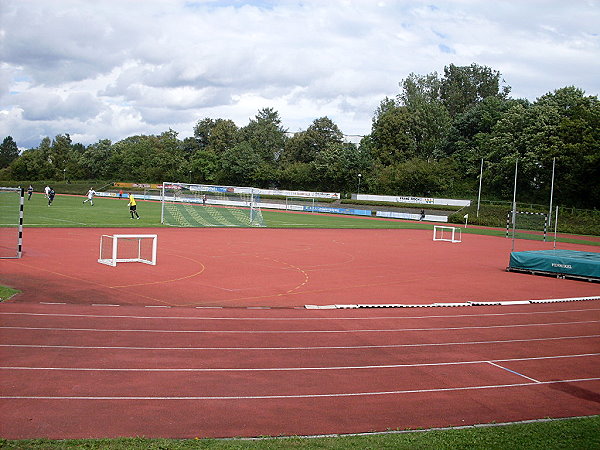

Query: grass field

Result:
[17,192,599,246]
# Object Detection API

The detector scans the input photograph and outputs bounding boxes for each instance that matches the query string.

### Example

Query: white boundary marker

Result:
[305,296,600,309]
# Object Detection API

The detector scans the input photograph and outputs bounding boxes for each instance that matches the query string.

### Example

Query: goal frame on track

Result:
[433,225,462,243]
[98,234,157,267]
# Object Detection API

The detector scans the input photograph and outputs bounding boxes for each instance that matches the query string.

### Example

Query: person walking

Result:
[128,193,140,219]
[83,187,96,206]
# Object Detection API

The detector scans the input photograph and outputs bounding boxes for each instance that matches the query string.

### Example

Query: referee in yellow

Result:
[128,193,140,219]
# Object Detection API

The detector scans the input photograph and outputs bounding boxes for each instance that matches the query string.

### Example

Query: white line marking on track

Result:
[1,307,599,321]
[487,362,541,383]
[2,377,599,400]
[1,334,598,351]
[1,352,597,372]
[1,320,598,333]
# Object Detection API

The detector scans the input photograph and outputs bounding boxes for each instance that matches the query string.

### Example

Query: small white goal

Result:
[98,234,157,266]
[433,226,462,243]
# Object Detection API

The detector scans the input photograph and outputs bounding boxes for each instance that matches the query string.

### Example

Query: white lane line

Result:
[1,307,599,321]
[1,352,598,372]
[1,334,598,351]
[1,320,598,334]
[1,377,599,400]
[487,362,541,383]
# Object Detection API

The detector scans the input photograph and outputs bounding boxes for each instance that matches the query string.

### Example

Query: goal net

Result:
[0,187,24,258]
[98,234,157,266]
[506,211,547,242]
[433,226,462,243]
[160,182,265,227]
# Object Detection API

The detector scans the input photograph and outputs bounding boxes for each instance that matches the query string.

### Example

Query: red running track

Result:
[1,300,599,439]
[1,227,599,439]
[1,228,599,307]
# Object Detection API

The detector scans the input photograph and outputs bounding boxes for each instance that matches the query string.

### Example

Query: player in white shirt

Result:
[83,188,96,206]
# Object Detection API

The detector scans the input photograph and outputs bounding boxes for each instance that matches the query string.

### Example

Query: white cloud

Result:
[1,0,599,148]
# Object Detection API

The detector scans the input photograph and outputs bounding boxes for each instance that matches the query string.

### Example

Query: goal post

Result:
[0,187,24,259]
[506,211,548,242]
[98,234,157,266]
[433,225,462,243]
[160,182,265,227]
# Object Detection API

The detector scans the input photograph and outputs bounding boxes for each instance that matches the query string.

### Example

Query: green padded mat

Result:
[508,249,600,279]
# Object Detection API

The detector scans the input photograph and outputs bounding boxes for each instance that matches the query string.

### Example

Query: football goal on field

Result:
[98,234,157,266]
[0,187,24,258]
[160,182,265,227]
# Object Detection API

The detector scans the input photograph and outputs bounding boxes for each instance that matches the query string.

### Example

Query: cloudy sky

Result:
[1,0,599,149]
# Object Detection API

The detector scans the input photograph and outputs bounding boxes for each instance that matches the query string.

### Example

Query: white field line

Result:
[1,307,599,321]
[1,334,598,351]
[1,352,598,372]
[1,319,598,334]
[1,377,599,400]
[486,361,541,383]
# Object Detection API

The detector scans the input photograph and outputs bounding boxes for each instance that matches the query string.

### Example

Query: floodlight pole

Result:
[548,157,556,229]
[511,158,518,251]
[357,173,362,196]
[477,158,483,218]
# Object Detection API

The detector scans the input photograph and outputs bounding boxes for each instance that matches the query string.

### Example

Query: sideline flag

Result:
[464,213,469,228]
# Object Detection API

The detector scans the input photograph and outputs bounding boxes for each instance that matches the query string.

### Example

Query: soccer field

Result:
[21,192,436,230]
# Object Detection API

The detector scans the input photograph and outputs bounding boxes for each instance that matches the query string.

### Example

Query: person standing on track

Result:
[128,193,140,219]
[83,187,96,206]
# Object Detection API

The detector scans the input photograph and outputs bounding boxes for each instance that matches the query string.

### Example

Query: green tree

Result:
[440,63,511,117]
[283,117,344,163]
[219,141,264,185]
[77,140,114,180]
[241,108,287,163]
[398,73,451,160]
[369,98,416,165]
[313,142,371,192]
[0,136,19,168]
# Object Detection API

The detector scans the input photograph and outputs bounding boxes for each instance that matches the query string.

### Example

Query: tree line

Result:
[1,63,598,209]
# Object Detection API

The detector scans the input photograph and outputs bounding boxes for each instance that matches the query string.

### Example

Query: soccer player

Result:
[128,193,140,219]
[27,185,33,200]
[83,188,96,206]
[47,187,55,206]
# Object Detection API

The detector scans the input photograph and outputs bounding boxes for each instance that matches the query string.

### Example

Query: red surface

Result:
[1,227,599,439]
[1,301,599,439]
[1,227,599,307]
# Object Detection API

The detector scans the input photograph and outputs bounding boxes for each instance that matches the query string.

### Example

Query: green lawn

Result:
[20,192,599,246]
[23,192,431,230]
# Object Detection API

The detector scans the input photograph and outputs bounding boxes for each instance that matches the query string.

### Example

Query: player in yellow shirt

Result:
[128,193,140,219]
